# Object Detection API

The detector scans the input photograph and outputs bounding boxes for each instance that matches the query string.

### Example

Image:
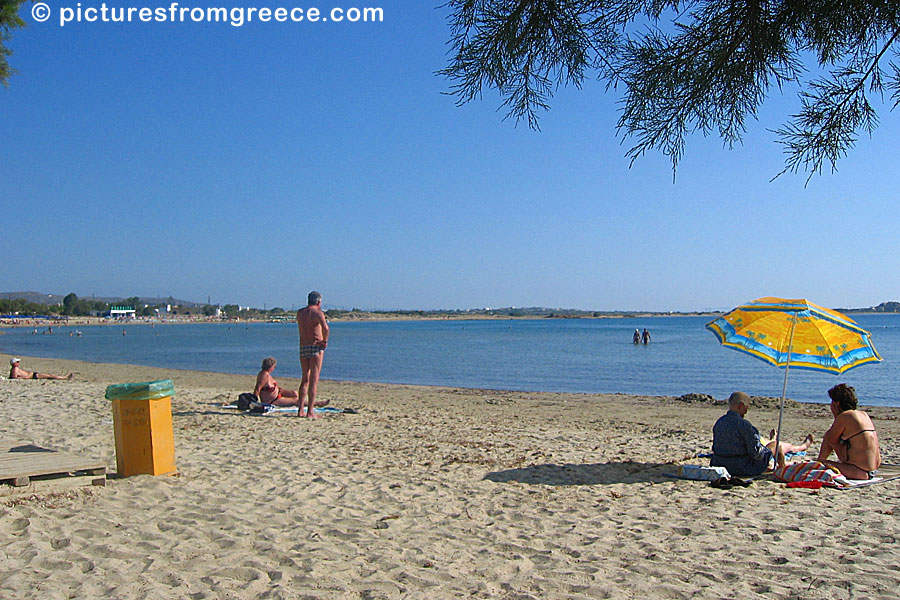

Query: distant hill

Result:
[841,301,900,313]
[5,291,898,314]
[0,291,202,307]
[326,306,714,319]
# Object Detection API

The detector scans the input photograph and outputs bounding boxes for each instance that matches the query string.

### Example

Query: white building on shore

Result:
[109,305,136,320]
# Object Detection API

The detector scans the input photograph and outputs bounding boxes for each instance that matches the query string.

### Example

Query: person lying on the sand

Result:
[253,357,302,407]
[817,383,882,480]
[9,357,73,380]
[710,391,813,476]
[760,429,814,454]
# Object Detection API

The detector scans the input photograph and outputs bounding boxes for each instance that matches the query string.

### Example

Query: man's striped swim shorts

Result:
[299,345,325,359]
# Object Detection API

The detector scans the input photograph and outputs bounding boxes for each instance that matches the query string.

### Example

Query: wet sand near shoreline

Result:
[2,355,899,599]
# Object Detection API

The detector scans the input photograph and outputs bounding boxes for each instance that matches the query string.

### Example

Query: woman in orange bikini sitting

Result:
[817,383,881,479]
[253,357,302,407]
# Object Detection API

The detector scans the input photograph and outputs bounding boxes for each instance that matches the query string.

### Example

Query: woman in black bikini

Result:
[817,383,881,479]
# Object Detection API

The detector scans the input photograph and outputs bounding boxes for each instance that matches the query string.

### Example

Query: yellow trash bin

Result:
[105,379,177,477]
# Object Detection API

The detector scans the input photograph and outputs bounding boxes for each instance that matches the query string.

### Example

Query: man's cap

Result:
[10,357,20,365]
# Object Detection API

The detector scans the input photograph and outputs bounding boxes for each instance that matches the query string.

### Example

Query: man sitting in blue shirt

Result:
[710,391,813,477]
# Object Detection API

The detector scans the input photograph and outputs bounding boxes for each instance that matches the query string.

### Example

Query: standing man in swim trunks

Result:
[296,291,329,419]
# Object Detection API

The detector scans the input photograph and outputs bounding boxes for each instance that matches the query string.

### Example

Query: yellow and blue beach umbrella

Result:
[706,297,882,451]
[706,297,882,374]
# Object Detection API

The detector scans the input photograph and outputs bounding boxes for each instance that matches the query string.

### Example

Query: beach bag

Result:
[236,392,260,411]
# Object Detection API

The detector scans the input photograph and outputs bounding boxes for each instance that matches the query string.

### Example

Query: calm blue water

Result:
[2,315,898,406]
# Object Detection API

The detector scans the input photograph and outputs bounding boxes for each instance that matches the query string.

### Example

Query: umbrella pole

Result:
[774,313,798,466]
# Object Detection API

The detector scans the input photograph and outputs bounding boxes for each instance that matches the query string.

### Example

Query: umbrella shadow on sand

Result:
[485,461,672,486]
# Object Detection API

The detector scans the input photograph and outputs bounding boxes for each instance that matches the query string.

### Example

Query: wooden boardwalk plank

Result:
[0,440,106,487]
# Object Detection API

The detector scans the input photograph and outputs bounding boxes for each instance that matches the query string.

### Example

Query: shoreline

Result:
[1,350,893,410]
[5,353,900,421]
[0,353,875,411]
[2,355,899,598]
[4,306,896,330]
[1,311,722,330]
[3,305,896,329]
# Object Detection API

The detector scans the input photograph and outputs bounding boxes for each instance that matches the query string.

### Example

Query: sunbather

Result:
[817,383,882,480]
[253,357,301,407]
[761,429,814,454]
[9,357,73,380]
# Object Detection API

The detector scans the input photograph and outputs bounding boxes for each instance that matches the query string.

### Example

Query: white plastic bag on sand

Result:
[678,465,731,481]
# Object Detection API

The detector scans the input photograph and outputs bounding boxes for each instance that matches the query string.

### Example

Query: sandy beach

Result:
[2,355,899,599]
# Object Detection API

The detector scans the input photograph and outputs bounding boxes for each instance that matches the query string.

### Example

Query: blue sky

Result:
[2,2,898,312]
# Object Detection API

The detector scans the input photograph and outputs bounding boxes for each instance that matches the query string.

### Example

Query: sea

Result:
[2,315,898,406]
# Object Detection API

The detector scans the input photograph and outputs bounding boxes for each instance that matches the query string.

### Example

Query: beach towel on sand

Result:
[222,403,354,416]
[773,461,889,489]
[260,406,351,416]
[697,450,807,460]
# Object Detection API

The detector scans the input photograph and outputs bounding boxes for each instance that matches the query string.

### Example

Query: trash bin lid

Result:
[105,379,175,400]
